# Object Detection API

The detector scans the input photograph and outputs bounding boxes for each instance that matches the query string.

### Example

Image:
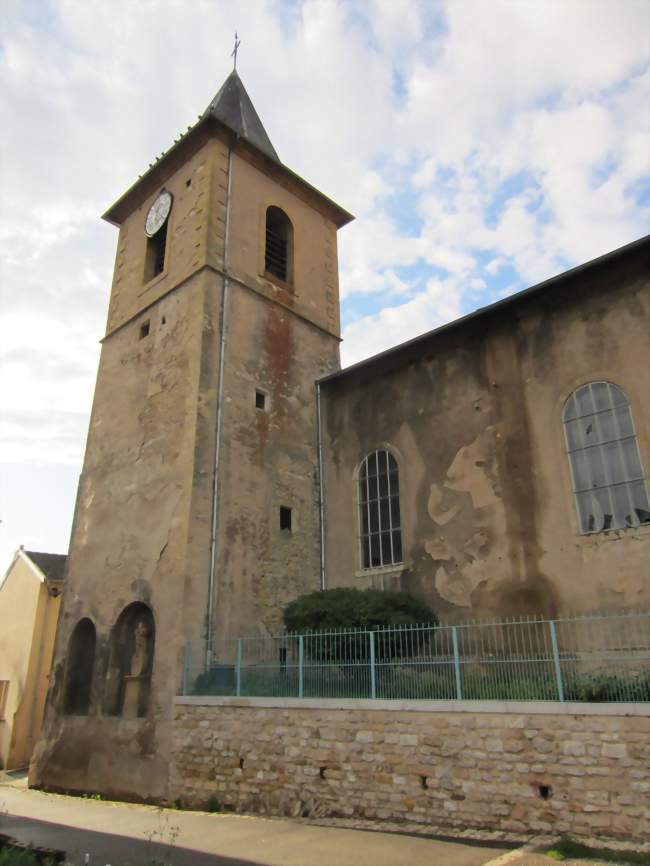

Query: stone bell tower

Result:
[31,70,353,801]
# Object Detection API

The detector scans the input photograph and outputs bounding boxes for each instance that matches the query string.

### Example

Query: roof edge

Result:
[0,548,22,592]
[102,116,354,229]
[0,547,47,586]
[320,233,650,386]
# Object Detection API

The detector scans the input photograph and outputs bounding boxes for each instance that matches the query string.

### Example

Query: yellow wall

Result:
[0,554,61,770]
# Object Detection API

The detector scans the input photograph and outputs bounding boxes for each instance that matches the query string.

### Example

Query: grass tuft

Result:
[545,837,650,864]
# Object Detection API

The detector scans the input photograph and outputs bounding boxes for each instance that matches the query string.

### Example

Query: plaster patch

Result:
[445,428,499,509]
[465,530,489,560]
[428,484,461,526]
[425,535,453,561]
[435,565,470,608]
[426,427,510,607]
[198,388,217,417]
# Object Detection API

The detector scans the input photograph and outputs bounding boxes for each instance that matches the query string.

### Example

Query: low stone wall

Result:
[171,697,650,841]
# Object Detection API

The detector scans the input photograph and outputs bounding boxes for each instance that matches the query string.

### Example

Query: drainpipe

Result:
[316,381,326,591]
[206,146,234,668]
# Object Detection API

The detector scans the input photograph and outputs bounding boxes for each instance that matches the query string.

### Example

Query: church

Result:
[31,70,650,802]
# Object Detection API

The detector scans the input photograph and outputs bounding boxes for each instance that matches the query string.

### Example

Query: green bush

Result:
[0,848,56,866]
[283,587,436,632]
[564,670,650,703]
[283,588,437,663]
[192,665,235,696]
[204,794,220,813]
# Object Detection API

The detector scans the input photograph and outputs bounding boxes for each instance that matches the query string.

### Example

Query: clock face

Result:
[145,190,173,237]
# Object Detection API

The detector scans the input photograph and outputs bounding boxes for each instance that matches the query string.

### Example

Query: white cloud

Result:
[341,274,464,366]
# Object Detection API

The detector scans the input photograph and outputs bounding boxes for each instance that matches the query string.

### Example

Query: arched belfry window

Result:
[563,382,650,534]
[358,450,403,569]
[265,206,292,283]
[63,618,96,715]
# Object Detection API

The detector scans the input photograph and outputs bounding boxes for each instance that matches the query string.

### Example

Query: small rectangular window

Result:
[280,506,292,532]
[255,390,266,410]
[0,680,9,719]
[139,320,150,339]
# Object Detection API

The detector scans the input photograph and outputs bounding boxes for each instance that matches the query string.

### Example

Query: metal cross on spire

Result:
[231,31,241,70]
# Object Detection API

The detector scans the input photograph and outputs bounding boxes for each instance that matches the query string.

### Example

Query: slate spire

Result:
[203,70,279,162]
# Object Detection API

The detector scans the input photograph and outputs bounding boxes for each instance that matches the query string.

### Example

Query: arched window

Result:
[563,382,650,534]
[265,206,292,283]
[104,602,155,718]
[358,450,403,569]
[63,618,96,715]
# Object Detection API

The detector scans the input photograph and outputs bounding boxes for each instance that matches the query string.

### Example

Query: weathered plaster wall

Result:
[227,152,341,338]
[171,698,650,842]
[209,153,341,640]
[211,286,338,640]
[32,126,348,797]
[31,265,222,799]
[106,137,228,334]
[321,246,650,619]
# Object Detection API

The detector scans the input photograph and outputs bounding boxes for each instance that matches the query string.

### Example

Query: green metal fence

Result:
[181,611,650,703]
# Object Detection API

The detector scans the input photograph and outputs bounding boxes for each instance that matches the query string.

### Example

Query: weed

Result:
[545,837,650,864]
[143,806,180,866]
[204,795,220,813]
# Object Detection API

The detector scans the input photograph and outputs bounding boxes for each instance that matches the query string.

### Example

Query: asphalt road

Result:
[1,775,514,866]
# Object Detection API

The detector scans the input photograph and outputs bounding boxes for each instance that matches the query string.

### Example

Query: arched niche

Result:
[104,602,155,718]
[63,618,96,715]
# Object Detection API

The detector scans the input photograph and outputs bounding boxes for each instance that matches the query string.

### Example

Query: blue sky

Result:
[0,0,649,566]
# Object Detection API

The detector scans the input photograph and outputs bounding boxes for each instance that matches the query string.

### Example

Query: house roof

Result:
[23,550,66,582]
[202,70,279,162]
[319,233,650,387]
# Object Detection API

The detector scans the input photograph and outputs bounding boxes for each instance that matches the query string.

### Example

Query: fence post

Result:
[369,631,377,699]
[236,638,243,697]
[451,626,462,700]
[298,635,304,698]
[549,619,565,702]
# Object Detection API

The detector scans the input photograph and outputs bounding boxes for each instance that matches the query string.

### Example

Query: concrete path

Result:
[0,774,513,866]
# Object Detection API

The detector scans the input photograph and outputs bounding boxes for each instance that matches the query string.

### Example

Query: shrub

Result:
[192,665,235,696]
[204,794,220,813]
[284,587,436,632]
[283,588,437,662]
[0,848,55,866]
[564,671,650,703]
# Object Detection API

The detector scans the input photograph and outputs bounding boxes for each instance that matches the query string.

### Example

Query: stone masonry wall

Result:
[171,698,650,842]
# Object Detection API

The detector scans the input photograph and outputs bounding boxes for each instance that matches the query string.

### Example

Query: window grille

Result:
[265,206,292,283]
[358,450,403,569]
[563,381,650,534]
